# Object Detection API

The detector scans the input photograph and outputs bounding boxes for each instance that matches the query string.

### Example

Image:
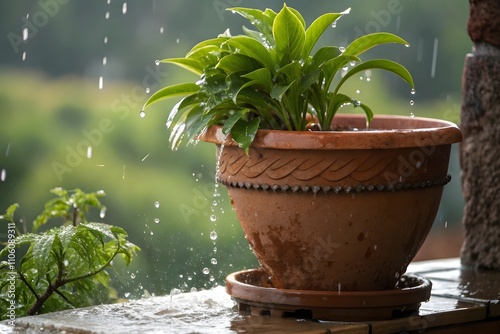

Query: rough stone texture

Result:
[468,0,500,47]
[460,34,500,269]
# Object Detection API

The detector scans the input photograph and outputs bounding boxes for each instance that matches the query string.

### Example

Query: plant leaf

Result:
[231,117,260,154]
[228,7,275,44]
[303,13,342,58]
[271,83,294,101]
[143,83,199,111]
[343,32,409,57]
[223,36,274,71]
[159,58,204,75]
[333,59,414,96]
[273,4,306,63]
[222,109,249,136]
[32,233,56,272]
[216,54,258,74]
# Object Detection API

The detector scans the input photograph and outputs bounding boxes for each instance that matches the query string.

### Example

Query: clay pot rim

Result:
[226,268,432,309]
[200,114,462,150]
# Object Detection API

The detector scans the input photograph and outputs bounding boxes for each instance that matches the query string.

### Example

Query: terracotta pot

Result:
[201,114,462,291]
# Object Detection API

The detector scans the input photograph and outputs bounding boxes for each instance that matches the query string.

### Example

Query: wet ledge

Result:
[1,258,499,334]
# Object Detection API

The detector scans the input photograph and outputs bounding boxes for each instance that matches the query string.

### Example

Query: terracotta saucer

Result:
[226,268,432,321]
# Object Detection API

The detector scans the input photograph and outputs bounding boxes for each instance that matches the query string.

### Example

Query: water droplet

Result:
[104,36,108,44]
[176,38,180,44]
[145,87,150,94]
[22,52,26,61]
[203,268,210,275]
[98,76,104,90]
[103,57,107,66]
[349,61,356,66]
[359,76,364,80]
[124,292,130,298]
[99,207,106,218]
[366,78,371,82]
[107,0,111,4]
[187,276,192,281]
[209,275,215,282]
[154,218,160,224]
[131,273,136,279]
[97,190,105,196]
[445,221,448,228]
[160,26,164,34]
[155,59,160,66]
[356,90,360,94]
[211,258,217,265]
[122,2,127,14]
[331,20,337,28]
[139,110,146,118]
[141,153,150,161]
[410,100,415,106]
[86,146,92,159]
[353,100,361,106]
[154,201,160,208]
[105,11,110,19]
[411,88,416,95]
[23,27,28,41]
[342,66,348,71]
[339,46,346,53]
[213,246,217,253]
[209,230,217,241]
[1,169,6,182]
[210,214,217,222]
[405,44,410,48]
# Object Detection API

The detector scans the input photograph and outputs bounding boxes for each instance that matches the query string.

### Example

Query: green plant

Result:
[143,4,414,152]
[0,188,139,319]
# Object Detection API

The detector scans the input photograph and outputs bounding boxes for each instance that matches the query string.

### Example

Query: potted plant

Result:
[143,4,461,293]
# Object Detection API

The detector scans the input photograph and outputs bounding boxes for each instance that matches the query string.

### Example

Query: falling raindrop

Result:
[23,27,28,41]
[356,90,360,94]
[122,2,127,14]
[130,273,136,279]
[211,258,217,265]
[98,76,104,90]
[145,87,150,94]
[160,26,164,34]
[139,110,146,118]
[203,268,210,275]
[331,20,337,28]
[100,207,107,218]
[431,38,439,78]
[87,146,92,159]
[122,164,126,179]
[4,143,9,157]
[154,201,160,208]
[141,153,150,161]
[1,169,6,182]
[445,221,448,228]
[410,100,415,106]
[155,59,160,66]
[210,214,217,222]
[22,52,27,61]
[154,218,160,224]
[411,88,416,95]
[176,38,180,44]
[210,230,218,241]
[105,11,110,19]
[103,56,107,66]
[338,282,342,294]
[107,0,111,4]
[104,36,108,44]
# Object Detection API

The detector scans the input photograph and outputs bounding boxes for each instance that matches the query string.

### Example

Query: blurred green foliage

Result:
[0,1,467,298]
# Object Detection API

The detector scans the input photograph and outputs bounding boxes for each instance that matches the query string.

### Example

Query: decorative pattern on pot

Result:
[217,145,453,194]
